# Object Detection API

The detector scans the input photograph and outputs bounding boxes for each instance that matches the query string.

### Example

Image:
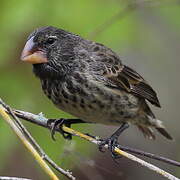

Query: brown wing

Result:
[104,64,161,107]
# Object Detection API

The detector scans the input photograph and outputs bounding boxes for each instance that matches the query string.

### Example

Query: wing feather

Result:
[104,65,161,107]
[90,42,160,107]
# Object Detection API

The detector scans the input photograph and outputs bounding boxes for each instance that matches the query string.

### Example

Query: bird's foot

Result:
[47,118,72,140]
[99,135,120,159]
[98,123,129,160]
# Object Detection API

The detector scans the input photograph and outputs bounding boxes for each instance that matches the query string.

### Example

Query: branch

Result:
[0,177,31,180]
[88,0,180,39]
[0,106,59,180]
[0,99,75,180]
[88,2,136,39]
[60,127,180,180]
[117,144,180,167]
[11,109,180,168]
[0,99,179,180]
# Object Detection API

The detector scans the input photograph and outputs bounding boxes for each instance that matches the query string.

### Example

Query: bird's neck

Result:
[32,63,69,81]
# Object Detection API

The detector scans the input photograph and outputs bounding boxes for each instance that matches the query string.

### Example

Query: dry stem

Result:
[0,98,179,180]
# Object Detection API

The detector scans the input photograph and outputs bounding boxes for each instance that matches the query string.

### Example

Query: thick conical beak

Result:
[21,36,48,64]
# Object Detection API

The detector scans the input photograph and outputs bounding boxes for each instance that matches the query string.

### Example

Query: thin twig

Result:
[88,0,180,39]
[8,109,75,180]
[0,99,75,180]
[117,145,180,167]
[0,177,31,180]
[11,109,180,168]
[0,105,59,180]
[88,3,136,39]
[0,99,179,180]
[62,126,180,180]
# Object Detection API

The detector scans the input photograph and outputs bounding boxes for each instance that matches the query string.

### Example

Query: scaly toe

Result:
[99,137,122,160]
[98,140,107,153]
[47,118,72,140]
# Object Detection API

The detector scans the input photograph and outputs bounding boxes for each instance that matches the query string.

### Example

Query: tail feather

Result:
[150,117,173,140]
[142,103,173,140]
[137,125,156,140]
[156,128,173,140]
[137,125,173,140]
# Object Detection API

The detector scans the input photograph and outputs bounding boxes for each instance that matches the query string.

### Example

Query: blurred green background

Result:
[0,0,180,179]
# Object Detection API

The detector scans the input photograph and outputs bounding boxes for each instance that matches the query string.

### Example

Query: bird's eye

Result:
[46,37,57,45]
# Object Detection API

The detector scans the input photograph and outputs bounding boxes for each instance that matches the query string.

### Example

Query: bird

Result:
[20,26,172,154]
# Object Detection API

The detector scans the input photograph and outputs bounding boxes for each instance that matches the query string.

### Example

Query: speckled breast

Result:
[40,76,140,125]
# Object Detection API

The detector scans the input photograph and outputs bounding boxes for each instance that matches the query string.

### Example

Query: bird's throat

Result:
[32,63,67,80]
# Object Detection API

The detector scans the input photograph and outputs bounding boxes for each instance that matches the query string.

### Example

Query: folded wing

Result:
[103,64,161,107]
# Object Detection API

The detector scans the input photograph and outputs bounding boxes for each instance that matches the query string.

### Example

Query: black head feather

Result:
[28,26,80,79]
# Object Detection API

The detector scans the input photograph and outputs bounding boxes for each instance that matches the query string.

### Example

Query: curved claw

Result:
[98,123,129,160]
[47,118,72,140]
[99,137,122,160]
[50,124,56,141]
[108,138,121,160]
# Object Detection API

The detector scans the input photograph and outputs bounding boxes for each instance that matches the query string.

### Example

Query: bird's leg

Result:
[47,118,86,140]
[99,122,129,158]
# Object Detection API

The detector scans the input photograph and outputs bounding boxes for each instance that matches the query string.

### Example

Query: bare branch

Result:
[0,98,75,180]
[0,98,179,180]
[88,0,180,39]
[117,145,180,167]
[10,109,180,168]
[0,177,31,180]
[88,3,136,39]
[0,106,59,180]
